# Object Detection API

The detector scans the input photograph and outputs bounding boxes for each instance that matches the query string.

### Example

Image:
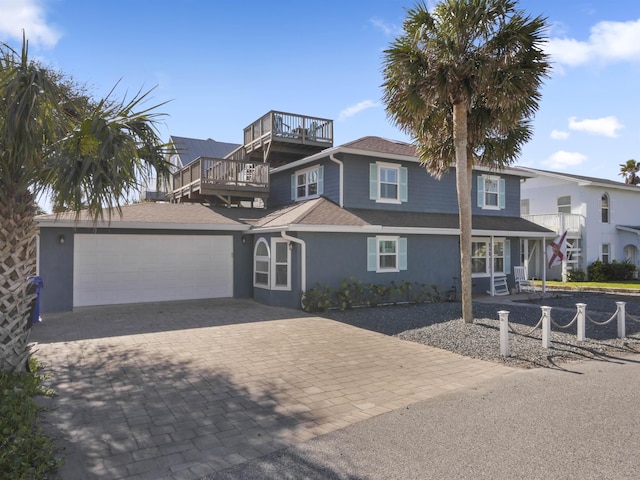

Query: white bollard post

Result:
[617,302,626,339]
[576,303,586,342]
[499,310,510,357]
[541,306,552,349]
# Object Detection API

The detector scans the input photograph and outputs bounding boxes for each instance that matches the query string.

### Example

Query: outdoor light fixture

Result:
[241,236,247,244]
[58,235,65,245]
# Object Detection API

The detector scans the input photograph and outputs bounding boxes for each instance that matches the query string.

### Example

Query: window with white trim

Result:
[367,236,408,273]
[369,162,408,204]
[557,195,571,214]
[254,239,270,288]
[601,243,610,264]
[471,238,510,277]
[291,165,323,201]
[601,193,610,223]
[477,175,505,210]
[272,239,291,290]
[254,238,291,290]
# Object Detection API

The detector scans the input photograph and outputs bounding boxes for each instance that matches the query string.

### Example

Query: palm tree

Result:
[0,37,170,371]
[619,159,640,185]
[382,0,549,323]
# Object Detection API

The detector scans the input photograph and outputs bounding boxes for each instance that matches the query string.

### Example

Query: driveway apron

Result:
[30,299,515,480]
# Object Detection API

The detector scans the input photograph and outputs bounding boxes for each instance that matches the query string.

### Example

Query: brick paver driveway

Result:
[31,299,514,479]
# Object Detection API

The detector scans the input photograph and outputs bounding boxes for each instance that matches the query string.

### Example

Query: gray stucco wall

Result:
[38,227,251,314]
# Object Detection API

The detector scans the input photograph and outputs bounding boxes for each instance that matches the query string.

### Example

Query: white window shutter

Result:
[477,176,485,207]
[317,165,324,196]
[398,237,408,270]
[499,178,506,209]
[399,167,408,202]
[291,174,296,201]
[369,164,378,200]
[367,237,377,271]
[504,239,511,274]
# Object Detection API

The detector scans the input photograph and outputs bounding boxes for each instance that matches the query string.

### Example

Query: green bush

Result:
[567,269,586,282]
[0,358,60,479]
[587,260,636,282]
[302,278,447,312]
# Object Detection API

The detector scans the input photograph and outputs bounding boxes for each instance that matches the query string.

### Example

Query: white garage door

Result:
[73,234,233,307]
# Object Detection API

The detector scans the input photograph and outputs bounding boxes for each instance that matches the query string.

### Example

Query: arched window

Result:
[254,238,270,288]
[601,193,610,223]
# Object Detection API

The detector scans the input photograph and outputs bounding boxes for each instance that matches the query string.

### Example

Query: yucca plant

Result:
[0,36,170,371]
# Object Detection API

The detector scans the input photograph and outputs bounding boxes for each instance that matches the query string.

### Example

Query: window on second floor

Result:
[557,195,571,214]
[601,193,610,223]
[471,238,510,277]
[477,175,505,210]
[520,199,530,215]
[291,165,323,201]
[369,162,408,204]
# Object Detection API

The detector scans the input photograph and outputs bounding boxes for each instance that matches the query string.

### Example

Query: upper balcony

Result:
[239,111,333,165]
[170,157,269,206]
[523,213,585,236]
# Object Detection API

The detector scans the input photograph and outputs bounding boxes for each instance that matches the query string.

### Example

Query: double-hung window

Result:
[601,243,610,264]
[477,175,505,210]
[367,236,408,273]
[369,162,408,204]
[601,193,610,223]
[254,238,291,290]
[471,238,510,277]
[291,165,323,201]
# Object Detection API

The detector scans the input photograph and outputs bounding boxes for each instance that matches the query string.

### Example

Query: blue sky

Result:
[2,0,640,183]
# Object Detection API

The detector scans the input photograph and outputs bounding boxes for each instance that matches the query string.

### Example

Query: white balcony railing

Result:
[523,213,585,236]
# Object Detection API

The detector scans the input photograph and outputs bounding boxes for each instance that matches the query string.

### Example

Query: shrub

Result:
[0,358,60,479]
[567,269,586,282]
[587,260,636,282]
[302,282,334,312]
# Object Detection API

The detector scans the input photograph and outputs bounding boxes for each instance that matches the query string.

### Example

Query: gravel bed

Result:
[322,292,640,369]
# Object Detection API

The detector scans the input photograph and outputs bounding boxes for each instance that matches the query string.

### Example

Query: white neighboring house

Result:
[518,167,640,280]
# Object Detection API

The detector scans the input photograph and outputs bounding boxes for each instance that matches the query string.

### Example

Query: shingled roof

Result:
[169,136,241,166]
[340,136,417,157]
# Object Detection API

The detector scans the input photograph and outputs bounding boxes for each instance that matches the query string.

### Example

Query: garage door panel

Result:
[74,234,233,307]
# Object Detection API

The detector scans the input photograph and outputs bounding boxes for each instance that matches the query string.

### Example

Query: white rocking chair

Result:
[514,266,535,293]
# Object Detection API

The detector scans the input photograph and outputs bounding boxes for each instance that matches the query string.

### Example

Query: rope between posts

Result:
[626,311,640,324]
[586,305,620,326]
[550,310,578,329]
[508,315,543,337]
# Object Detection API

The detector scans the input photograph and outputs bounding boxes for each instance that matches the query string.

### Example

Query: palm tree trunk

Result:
[0,187,37,372]
[453,103,474,324]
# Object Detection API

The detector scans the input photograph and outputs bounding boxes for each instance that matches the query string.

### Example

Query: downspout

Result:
[280,229,307,307]
[329,153,344,207]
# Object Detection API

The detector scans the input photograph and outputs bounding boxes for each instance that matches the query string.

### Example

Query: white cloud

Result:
[0,0,61,48]
[370,17,401,37]
[339,100,380,121]
[568,116,624,138]
[543,151,587,170]
[546,18,640,67]
[550,129,569,140]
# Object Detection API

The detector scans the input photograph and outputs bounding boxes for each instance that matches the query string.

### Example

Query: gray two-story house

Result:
[36,111,551,313]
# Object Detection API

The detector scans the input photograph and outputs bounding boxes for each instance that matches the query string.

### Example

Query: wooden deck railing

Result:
[243,110,333,152]
[172,157,269,194]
